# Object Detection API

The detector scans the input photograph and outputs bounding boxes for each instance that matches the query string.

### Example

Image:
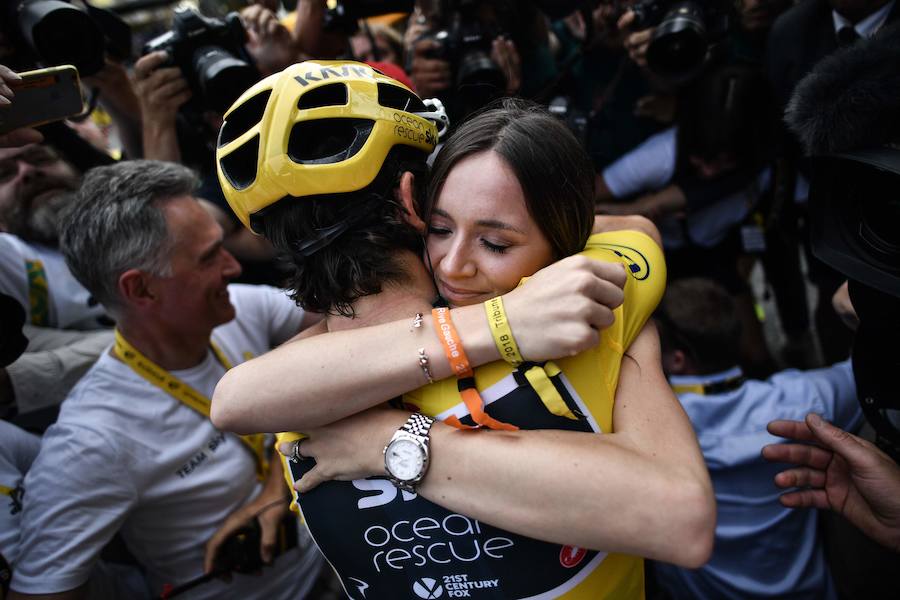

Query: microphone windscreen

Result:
[785,22,900,155]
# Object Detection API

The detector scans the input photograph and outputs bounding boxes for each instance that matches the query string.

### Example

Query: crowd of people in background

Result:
[1,0,899,598]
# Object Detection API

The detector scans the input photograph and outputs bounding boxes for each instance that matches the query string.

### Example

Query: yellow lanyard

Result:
[113,329,268,480]
[670,373,746,396]
[0,485,12,497]
[25,259,49,326]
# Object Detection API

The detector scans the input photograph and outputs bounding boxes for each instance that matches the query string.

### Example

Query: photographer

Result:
[596,64,776,376]
[0,1,145,161]
[654,278,860,598]
[134,5,285,281]
[762,21,900,595]
[0,126,120,421]
[615,0,734,84]
[405,0,554,121]
[763,0,899,367]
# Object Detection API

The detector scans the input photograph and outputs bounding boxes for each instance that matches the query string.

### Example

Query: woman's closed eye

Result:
[481,238,510,254]
[428,225,452,236]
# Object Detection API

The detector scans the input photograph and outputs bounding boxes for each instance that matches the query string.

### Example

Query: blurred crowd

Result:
[1,0,898,598]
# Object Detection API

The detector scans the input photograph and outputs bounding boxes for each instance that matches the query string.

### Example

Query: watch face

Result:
[385,438,425,481]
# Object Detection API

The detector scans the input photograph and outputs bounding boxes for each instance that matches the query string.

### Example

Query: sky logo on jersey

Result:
[413,578,444,599]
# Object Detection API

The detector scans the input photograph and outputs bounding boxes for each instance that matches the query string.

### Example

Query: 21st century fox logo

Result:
[414,575,502,597]
[413,578,443,599]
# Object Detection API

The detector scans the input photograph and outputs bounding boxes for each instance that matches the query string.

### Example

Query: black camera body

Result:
[3,0,131,76]
[425,23,504,90]
[143,7,259,114]
[787,23,900,457]
[628,0,731,83]
[809,148,900,457]
[419,0,507,120]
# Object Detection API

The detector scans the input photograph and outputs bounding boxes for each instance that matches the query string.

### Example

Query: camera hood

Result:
[809,145,900,299]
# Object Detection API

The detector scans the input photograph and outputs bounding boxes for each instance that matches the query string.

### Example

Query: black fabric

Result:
[666,230,748,295]
[837,25,861,46]
[762,0,898,356]
[672,166,759,214]
[287,372,601,599]
[0,293,27,368]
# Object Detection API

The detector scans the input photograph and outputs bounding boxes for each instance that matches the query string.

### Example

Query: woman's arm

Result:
[291,322,715,567]
[593,214,663,247]
[595,184,687,222]
[212,255,629,433]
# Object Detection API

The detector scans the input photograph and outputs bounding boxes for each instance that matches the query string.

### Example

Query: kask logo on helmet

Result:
[293,64,374,87]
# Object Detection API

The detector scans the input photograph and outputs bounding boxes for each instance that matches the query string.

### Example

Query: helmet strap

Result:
[421,233,449,308]
[292,210,367,257]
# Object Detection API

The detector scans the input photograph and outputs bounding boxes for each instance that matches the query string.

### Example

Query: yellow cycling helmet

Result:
[216,60,445,231]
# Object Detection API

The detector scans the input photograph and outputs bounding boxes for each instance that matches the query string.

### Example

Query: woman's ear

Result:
[397,171,427,234]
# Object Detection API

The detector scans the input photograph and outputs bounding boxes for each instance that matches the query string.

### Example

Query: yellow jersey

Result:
[281,231,666,599]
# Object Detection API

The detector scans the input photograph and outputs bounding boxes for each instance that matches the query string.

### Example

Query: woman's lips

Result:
[438,280,485,300]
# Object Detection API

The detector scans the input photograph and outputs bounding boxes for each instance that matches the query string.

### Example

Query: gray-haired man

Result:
[9,160,322,599]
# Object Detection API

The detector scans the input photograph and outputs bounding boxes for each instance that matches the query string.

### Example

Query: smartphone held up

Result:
[0,64,85,135]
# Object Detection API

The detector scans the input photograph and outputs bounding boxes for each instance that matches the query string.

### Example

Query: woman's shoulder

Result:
[583,227,665,286]
[582,228,666,348]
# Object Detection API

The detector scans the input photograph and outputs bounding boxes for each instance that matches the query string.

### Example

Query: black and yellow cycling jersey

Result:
[281,230,665,600]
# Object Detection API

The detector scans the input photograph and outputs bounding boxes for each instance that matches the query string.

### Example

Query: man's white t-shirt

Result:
[602,127,770,249]
[12,284,322,598]
[0,233,110,330]
[0,421,41,566]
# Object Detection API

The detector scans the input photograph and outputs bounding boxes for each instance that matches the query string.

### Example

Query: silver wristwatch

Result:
[383,412,435,493]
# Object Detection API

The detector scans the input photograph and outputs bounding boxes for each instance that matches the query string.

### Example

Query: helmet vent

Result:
[219,134,260,190]
[377,83,427,113]
[218,90,272,147]
[288,118,373,165]
[297,83,348,110]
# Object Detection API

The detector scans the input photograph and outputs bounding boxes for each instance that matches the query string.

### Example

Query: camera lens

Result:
[646,1,707,82]
[18,0,106,75]
[456,50,505,91]
[192,46,259,114]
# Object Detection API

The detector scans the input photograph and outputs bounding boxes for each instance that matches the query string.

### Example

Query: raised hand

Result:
[763,413,900,552]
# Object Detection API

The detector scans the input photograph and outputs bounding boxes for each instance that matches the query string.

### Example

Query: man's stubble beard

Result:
[2,187,76,247]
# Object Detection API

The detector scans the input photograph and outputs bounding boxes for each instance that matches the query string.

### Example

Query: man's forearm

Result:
[9,584,86,599]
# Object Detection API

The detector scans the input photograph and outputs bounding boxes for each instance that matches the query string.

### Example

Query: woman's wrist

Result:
[445,303,502,370]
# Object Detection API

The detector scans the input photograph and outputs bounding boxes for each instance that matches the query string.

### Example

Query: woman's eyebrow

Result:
[432,208,525,234]
[476,219,525,234]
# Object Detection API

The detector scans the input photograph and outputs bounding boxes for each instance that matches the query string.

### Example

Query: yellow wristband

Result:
[484,296,524,366]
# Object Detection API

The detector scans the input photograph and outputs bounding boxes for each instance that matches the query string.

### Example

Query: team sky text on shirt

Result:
[174,431,227,478]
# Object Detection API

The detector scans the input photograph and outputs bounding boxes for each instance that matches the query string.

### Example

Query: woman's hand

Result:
[280,408,411,494]
[501,255,627,361]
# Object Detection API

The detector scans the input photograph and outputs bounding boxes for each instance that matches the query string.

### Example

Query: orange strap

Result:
[432,307,471,377]
[432,308,518,431]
